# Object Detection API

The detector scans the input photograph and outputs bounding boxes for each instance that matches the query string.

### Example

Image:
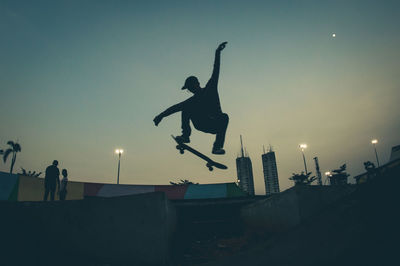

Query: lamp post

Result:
[325,171,332,185]
[299,144,308,174]
[371,139,380,167]
[115,149,124,184]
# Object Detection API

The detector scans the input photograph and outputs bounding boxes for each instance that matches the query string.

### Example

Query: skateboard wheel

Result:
[176,145,184,154]
[208,167,213,171]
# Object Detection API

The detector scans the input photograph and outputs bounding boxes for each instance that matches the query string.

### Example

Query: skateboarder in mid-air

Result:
[153,42,229,155]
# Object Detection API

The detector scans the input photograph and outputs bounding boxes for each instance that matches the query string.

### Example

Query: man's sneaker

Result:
[175,135,190,144]
[212,148,226,155]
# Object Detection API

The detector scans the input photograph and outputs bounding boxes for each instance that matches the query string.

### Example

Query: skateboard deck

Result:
[171,135,228,171]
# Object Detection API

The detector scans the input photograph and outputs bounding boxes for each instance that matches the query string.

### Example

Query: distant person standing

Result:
[43,160,60,201]
[59,169,68,201]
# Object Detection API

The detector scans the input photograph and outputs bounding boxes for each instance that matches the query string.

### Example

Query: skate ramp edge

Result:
[241,185,355,232]
[0,191,176,266]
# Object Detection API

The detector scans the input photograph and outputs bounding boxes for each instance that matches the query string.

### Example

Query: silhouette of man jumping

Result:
[154,42,229,155]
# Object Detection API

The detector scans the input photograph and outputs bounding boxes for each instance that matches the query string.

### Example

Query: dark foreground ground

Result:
[172,164,400,266]
[1,165,398,266]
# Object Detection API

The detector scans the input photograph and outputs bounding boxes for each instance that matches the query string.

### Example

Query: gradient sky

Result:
[1,0,399,194]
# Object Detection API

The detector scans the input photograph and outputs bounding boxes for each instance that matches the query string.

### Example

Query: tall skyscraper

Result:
[262,146,280,195]
[236,136,255,196]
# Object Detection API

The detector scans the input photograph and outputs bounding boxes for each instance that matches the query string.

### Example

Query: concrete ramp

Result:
[241,185,356,232]
[0,192,176,265]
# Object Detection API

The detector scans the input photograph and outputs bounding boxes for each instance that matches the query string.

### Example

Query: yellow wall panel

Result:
[17,175,84,201]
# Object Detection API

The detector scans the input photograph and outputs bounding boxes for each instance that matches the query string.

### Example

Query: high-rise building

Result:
[262,146,280,195]
[236,136,255,196]
[313,157,323,186]
[390,145,400,162]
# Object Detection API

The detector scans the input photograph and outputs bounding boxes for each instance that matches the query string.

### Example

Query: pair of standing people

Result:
[43,160,68,201]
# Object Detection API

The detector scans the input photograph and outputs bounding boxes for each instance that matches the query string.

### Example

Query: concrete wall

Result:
[0,192,176,266]
[241,185,355,232]
[241,188,301,232]
[296,185,355,220]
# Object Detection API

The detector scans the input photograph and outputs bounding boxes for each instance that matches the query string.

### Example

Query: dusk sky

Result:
[1,0,399,194]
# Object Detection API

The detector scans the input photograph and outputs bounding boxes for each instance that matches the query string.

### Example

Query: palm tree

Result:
[19,167,42,177]
[169,179,199,185]
[3,141,22,174]
[327,164,349,185]
[289,172,316,186]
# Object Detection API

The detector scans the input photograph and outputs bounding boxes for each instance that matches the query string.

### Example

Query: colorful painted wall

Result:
[17,175,84,201]
[0,171,246,201]
[0,172,19,201]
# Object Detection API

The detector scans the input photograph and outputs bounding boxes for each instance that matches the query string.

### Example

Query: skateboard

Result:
[171,135,228,171]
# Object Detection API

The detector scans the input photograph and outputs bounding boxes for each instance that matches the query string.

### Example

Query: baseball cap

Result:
[181,76,199,90]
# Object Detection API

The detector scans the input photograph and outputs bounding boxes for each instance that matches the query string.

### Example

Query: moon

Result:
[332,33,336,38]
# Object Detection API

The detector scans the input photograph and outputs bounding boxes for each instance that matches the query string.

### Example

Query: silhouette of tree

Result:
[3,141,21,174]
[19,167,42,177]
[289,172,316,185]
[328,164,349,185]
[364,161,376,171]
[363,161,377,181]
[170,179,199,185]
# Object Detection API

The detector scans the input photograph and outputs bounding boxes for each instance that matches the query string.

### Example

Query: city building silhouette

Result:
[390,145,400,162]
[262,145,280,195]
[236,136,255,196]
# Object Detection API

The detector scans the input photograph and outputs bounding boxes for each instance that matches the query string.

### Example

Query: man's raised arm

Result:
[209,42,228,84]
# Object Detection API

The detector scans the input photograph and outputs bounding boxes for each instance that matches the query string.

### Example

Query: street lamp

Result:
[115,149,124,184]
[371,139,380,167]
[299,144,308,174]
[325,171,332,185]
